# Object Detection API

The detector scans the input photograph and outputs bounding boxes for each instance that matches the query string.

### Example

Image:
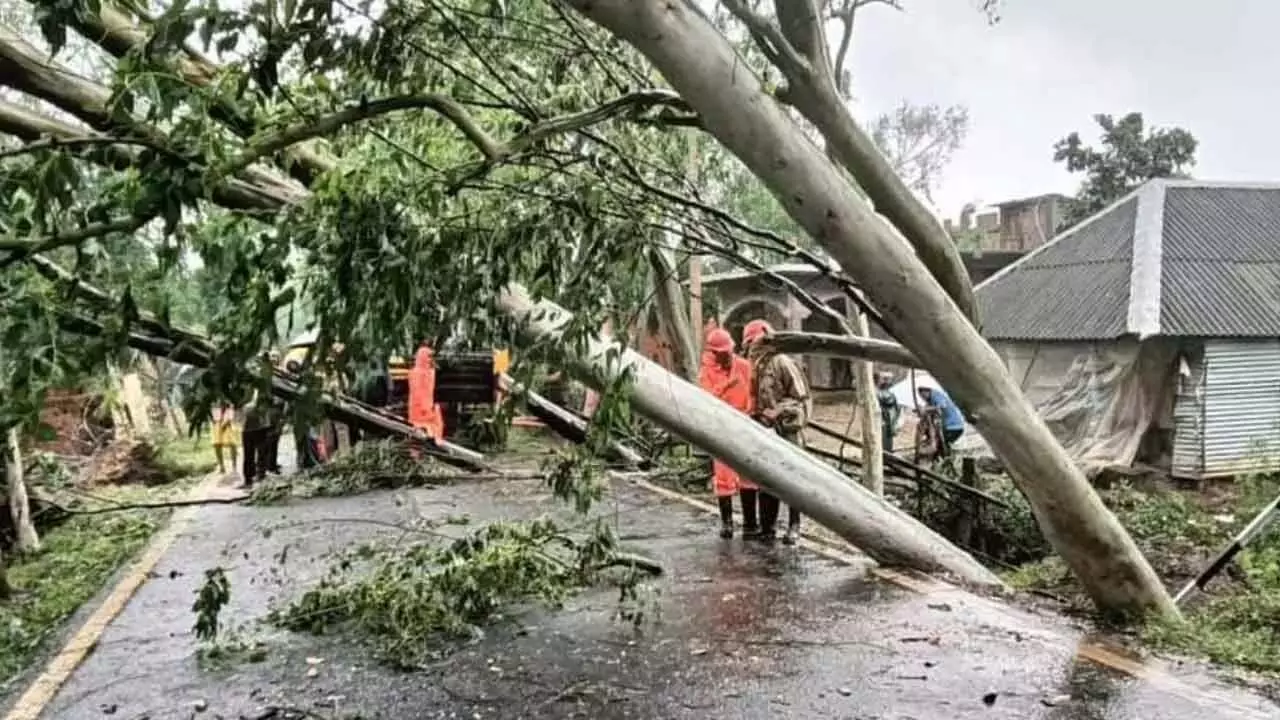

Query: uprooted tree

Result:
[0,0,1176,616]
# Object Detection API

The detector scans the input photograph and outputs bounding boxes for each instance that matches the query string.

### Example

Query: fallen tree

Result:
[564,0,1175,617]
[0,0,1171,615]
[497,283,1002,587]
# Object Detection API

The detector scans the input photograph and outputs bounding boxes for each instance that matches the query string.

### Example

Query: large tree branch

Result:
[0,30,307,203]
[758,330,920,367]
[0,100,300,212]
[35,0,328,185]
[714,0,978,323]
[225,89,688,176]
[0,214,152,267]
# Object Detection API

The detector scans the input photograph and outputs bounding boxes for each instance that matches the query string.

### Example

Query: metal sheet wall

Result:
[1202,339,1280,477]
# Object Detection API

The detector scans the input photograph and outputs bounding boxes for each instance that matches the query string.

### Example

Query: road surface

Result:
[11,474,1279,720]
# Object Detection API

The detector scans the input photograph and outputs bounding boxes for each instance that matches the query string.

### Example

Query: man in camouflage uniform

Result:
[742,319,812,545]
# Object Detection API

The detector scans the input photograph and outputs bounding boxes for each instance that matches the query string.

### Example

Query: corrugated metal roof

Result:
[976,196,1137,340]
[1160,187,1280,336]
[977,180,1280,340]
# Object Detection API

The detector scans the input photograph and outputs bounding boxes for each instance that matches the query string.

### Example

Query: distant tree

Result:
[1053,112,1198,227]
[869,102,970,203]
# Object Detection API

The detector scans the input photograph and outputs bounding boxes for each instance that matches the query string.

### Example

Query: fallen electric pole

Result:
[496,284,1003,587]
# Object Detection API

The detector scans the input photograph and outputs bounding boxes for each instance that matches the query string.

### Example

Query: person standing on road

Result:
[407,344,445,456]
[743,319,812,545]
[240,353,281,486]
[211,402,239,477]
[876,372,900,454]
[698,327,758,539]
[240,396,269,487]
[263,351,284,474]
[917,385,964,458]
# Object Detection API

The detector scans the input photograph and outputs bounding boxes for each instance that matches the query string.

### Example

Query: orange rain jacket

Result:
[407,346,445,440]
[698,350,756,496]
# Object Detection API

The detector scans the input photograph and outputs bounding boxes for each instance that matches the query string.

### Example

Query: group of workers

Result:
[698,321,969,544]
[874,372,966,459]
[698,319,811,545]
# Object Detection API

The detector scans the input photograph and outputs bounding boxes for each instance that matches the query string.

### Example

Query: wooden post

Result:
[955,457,979,550]
[689,253,703,355]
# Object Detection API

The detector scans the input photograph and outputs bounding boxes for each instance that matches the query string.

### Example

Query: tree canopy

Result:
[0,0,1179,617]
[1053,111,1199,227]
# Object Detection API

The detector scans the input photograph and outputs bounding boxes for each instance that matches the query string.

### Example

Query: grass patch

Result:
[0,512,160,689]
[151,431,219,479]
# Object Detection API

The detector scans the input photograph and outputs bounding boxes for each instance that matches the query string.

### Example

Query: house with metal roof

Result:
[976,179,1280,478]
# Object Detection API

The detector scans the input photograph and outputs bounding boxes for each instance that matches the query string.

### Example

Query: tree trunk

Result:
[647,244,699,383]
[688,253,703,352]
[105,363,132,437]
[120,371,152,436]
[151,357,183,435]
[851,307,883,495]
[496,283,1002,587]
[5,427,39,553]
[565,0,1175,617]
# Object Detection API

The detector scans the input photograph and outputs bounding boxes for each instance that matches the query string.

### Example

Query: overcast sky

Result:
[844,0,1277,219]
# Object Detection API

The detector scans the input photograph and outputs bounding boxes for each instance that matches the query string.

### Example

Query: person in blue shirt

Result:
[917,385,964,457]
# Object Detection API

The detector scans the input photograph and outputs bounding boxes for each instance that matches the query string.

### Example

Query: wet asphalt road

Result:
[27,475,1280,720]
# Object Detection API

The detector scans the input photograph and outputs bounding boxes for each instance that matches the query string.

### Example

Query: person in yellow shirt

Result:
[211,402,239,476]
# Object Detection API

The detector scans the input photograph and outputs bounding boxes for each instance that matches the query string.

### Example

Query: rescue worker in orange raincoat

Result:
[699,327,758,539]
[407,344,445,445]
[743,319,812,545]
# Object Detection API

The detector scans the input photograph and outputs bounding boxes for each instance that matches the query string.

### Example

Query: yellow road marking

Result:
[5,475,226,720]
[625,475,1271,719]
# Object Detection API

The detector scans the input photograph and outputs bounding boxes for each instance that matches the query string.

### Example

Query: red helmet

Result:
[705,328,735,353]
[742,319,773,345]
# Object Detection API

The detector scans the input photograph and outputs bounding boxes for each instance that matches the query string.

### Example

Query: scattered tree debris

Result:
[269,518,661,668]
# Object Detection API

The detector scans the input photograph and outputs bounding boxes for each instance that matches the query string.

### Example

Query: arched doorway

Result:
[721,297,788,351]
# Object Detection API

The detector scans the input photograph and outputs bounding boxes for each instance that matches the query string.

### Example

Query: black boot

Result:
[739,489,760,537]
[783,505,801,545]
[758,492,780,541]
[717,496,735,539]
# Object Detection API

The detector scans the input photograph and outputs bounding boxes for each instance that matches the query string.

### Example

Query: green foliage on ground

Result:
[1137,474,1280,674]
[0,512,159,689]
[976,471,1280,674]
[246,439,470,504]
[269,517,655,669]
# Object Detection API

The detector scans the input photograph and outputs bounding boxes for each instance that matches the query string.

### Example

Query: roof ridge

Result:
[1157,178,1280,191]
[1125,181,1167,338]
